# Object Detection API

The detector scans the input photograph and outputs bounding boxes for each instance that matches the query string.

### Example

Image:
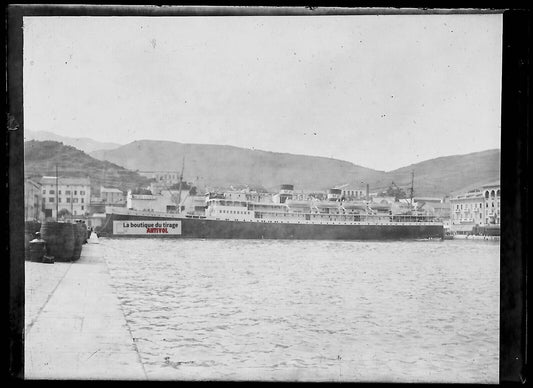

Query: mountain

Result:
[90,140,500,196]
[24,130,122,154]
[24,138,500,197]
[90,140,387,192]
[24,140,150,193]
[378,149,501,197]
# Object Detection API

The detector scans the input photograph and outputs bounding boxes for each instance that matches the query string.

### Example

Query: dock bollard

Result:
[29,239,46,262]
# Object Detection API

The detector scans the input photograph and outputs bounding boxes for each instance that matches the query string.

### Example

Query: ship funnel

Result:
[279,184,294,204]
[327,188,342,201]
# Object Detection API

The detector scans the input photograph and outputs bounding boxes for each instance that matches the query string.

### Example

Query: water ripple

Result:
[99,238,499,383]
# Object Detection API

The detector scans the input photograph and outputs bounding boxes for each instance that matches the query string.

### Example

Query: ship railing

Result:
[253,211,440,223]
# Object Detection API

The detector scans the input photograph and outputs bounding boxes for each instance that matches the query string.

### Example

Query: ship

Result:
[98,183,445,240]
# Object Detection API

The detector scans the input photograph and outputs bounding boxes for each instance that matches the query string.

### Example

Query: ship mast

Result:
[55,165,59,221]
[177,156,185,212]
[409,170,415,207]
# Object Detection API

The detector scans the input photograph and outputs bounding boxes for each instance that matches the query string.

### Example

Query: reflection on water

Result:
[99,238,499,382]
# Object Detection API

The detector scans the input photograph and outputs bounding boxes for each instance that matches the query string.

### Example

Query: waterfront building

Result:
[40,176,91,219]
[480,181,501,225]
[450,180,500,226]
[340,185,367,200]
[100,186,125,205]
[24,178,44,221]
[138,171,181,184]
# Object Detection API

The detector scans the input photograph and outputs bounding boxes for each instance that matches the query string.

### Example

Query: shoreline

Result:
[448,234,500,241]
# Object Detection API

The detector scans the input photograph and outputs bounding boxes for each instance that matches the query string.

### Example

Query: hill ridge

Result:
[89,139,499,196]
[24,140,150,193]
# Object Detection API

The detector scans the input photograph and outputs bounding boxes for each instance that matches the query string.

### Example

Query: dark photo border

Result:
[6,5,529,383]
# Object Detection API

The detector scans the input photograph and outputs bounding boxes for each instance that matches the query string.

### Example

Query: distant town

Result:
[24,169,501,237]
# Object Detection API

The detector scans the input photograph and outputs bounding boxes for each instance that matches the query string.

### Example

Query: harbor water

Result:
[97,238,499,382]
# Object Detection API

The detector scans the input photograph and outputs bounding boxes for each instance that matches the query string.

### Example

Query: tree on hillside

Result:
[169,181,192,190]
[379,185,407,201]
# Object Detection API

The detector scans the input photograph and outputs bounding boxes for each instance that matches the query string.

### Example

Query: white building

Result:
[450,180,500,226]
[40,176,91,219]
[341,185,367,200]
[480,181,501,225]
[100,186,125,205]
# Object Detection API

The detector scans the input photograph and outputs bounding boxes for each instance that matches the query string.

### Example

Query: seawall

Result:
[24,241,147,380]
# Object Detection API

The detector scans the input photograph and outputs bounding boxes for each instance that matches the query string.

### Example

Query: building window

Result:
[81,205,84,211]
[66,198,70,203]
[49,190,55,194]
[58,198,62,203]
[81,198,84,203]
[49,197,54,202]
[42,190,46,194]
[80,191,85,195]
[74,191,77,195]
[66,190,71,195]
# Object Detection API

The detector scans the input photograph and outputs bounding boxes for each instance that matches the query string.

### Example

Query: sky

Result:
[23,13,502,171]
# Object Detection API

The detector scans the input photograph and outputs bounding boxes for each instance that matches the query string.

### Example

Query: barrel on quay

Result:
[40,222,76,262]
[71,223,85,261]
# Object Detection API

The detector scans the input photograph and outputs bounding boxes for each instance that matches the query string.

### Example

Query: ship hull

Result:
[100,212,444,240]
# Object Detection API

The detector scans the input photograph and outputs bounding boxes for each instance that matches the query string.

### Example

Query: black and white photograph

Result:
[8,5,525,383]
